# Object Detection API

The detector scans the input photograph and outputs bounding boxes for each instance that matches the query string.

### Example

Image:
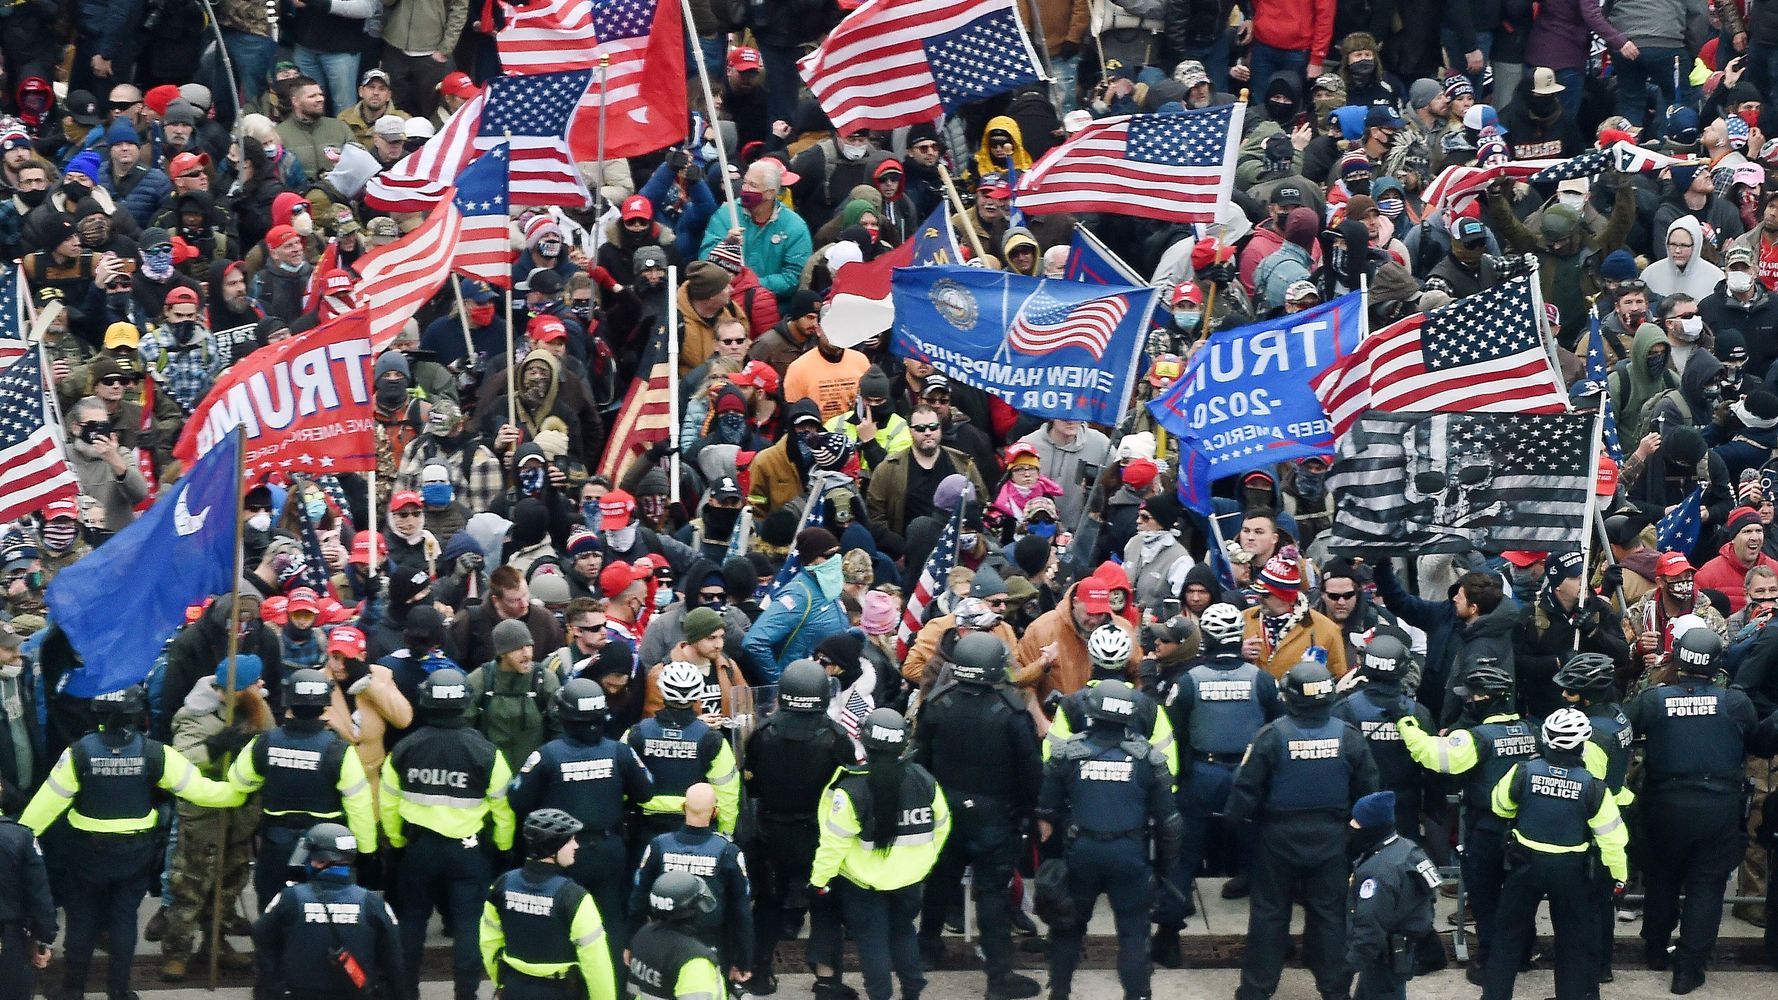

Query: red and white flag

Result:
[562,0,687,161]
[498,0,600,72]
[1311,275,1568,439]
[175,310,377,477]
[354,196,464,351]
[896,498,962,659]
[1015,107,1243,224]
[1421,159,1561,213]
[362,93,486,213]
[452,145,517,287]
[303,239,339,316]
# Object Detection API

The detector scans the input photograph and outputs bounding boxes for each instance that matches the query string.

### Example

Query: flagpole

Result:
[206,426,247,990]
[594,53,611,222]
[937,163,987,263]
[680,0,740,231]
[504,131,518,435]
[666,264,681,505]
[366,466,379,582]
[450,275,477,364]
[1576,405,1606,651]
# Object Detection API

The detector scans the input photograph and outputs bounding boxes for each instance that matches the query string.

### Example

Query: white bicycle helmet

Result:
[658,661,706,707]
[1198,603,1246,647]
[1541,707,1593,751]
[1087,624,1133,672]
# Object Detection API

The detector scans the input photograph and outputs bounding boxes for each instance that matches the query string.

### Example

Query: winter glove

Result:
[205,724,255,758]
[586,264,620,292]
[1600,565,1624,594]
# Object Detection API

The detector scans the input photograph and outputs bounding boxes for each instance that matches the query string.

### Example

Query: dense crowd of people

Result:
[8,0,1778,999]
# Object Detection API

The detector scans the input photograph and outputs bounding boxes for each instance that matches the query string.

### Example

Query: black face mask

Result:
[703,504,742,537]
[1347,823,1392,861]
[1347,177,1371,196]
[17,187,46,209]
[1268,99,1297,123]
[1529,93,1558,116]
[1644,353,1669,378]
[1349,59,1377,84]
[870,402,892,423]
[64,179,91,202]
[375,380,409,408]
[167,320,197,342]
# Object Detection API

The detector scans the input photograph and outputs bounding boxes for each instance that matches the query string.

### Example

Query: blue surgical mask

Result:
[1174,310,1202,330]
[810,555,844,599]
[304,496,327,523]
[581,500,600,529]
[422,482,454,507]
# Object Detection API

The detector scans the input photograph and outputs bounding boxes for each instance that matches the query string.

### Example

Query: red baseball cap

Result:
[528,314,568,343]
[439,71,480,100]
[599,560,642,597]
[350,532,387,565]
[728,46,763,72]
[1121,458,1159,491]
[328,625,367,659]
[1500,551,1548,568]
[600,489,636,529]
[321,269,354,296]
[728,360,780,394]
[318,598,356,625]
[286,587,321,614]
[1656,551,1694,577]
[390,490,424,511]
[1076,579,1113,614]
[164,286,201,307]
[260,595,289,626]
[621,194,652,221]
[168,151,210,177]
[1169,282,1204,308]
[265,224,301,249]
[42,497,79,521]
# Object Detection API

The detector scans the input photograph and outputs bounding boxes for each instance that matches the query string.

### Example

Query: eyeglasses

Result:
[984,597,1008,608]
[177,170,206,180]
[1667,239,1695,249]
[570,623,604,634]
[1324,590,1358,601]
[698,589,727,602]
[910,422,941,432]
[717,337,747,345]
[1672,311,1699,320]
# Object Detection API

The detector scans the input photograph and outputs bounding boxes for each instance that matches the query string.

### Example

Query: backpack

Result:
[473,662,547,737]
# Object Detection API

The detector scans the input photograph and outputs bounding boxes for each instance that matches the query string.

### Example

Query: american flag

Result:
[1421,159,1562,213]
[452,144,517,288]
[1310,276,1568,439]
[478,70,593,206]
[1529,147,1611,185]
[565,0,687,161]
[596,317,672,481]
[362,92,486,213]
[1006,281,1130,360]
[353,196,465,351]
[1326,411,1594,555]
[798,0,1045,134]
[498,0,599,72]
[1610,140,1700,174]
[303,239,339,318]
[897,497,963,659]
[0,264,27,367]
[1657,485,1705,554]
[1580,315,1623,462]
[1014,107,1243,224]
[0,350,79,523]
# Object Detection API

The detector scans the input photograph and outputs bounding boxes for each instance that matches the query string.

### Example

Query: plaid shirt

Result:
[397,435,506,515]
[137,323,221,413]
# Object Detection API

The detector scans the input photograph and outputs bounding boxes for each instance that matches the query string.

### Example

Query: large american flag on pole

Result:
[0,264,27,368]
[452,144,517,287]
[1014,107,1244,224]
[798,0,1046,134]
[354,196,464,351]
[897,498,963,659]
[0,350,79,522]
[1007,281,1129,360]
[498,0,600,71]
[1310,275,1568,439]
[479,70,593,206]
[565,0,687,160]
[596,317,672,481]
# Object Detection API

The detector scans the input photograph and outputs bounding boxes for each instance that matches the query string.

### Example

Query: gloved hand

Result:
[645,440,678,461]
[1203,261,1237,286]
[1600,565,1624,594]
[807,881,830,897]
[1396,714,1423,730]
[1058,40,1080,59]
[587,264,619,292]
[205,724,255,758]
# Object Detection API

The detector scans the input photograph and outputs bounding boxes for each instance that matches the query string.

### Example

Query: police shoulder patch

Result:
[1358,877,1377,899]
[1415,857,1443,888]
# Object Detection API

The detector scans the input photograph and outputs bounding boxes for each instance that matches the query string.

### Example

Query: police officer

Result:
[1226,661,1378,1000]
[1346,790,1440,1000]
[229,668,378,911]
[625,661,740,838]
[379,668,517,1000]
[1552,651,1634,985]
[1046,624,1178,776]
[508,677,654,960]
[625,871,728,1000]
[910,633,1042,999]
[1155,603,1280,967]
[1626,624,1759,994]
[22,685,244,1000]
[1039,680,1183,1000]
[0,780,54,1000]
[1332,635,1433,842]
[742,658,855,995]
[810,708,950,1000]
[1393,659,1534,983]
[479,808,618,1000]
[1481,709,1630,1000]
[630,783,753,984]
[252,822,406,1000]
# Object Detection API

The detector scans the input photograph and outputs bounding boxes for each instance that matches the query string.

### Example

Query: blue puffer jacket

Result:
[102,164,172,228]
[741,570,848,685]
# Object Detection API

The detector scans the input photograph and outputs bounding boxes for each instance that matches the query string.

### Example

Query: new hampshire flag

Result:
[48,428,245,696]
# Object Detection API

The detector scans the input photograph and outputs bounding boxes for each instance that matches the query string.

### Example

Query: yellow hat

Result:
[104,322,141,349]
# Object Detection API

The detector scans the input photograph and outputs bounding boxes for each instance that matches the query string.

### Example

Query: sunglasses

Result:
[697,589,727,602]
[717,337,748,345]
[246,503,273,513]
[99,375,131,386]
[1324,590,1358,600]
[178,170,206,179]
[910,422,941,432]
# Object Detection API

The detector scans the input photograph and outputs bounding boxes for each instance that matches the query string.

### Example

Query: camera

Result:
[79,421,109,444]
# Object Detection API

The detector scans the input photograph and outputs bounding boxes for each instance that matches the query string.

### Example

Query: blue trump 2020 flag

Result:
[891,265,1156,425]
[48,427,245,697]
[1148,293,1364,512]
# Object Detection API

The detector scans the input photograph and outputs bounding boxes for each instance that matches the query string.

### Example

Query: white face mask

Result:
[606,523,637,552]
[1558,191,1586,211]
[1139,529,1168,545]
[838,140,869,161]
[1728,271,1756,294]
[1677,315,1704,341]
[248,512,272,532]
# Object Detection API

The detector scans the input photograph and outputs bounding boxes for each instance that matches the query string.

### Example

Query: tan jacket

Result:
[1016,581,1140,701]
[677,284,747,375]
[321,663,413,802]
[901,617,1039,688]
[641,648,749,718]
[1240,605,1350,680]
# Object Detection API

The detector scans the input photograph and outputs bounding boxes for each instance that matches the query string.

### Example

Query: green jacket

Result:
[381,0,470,55]
[463,663,562,771]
